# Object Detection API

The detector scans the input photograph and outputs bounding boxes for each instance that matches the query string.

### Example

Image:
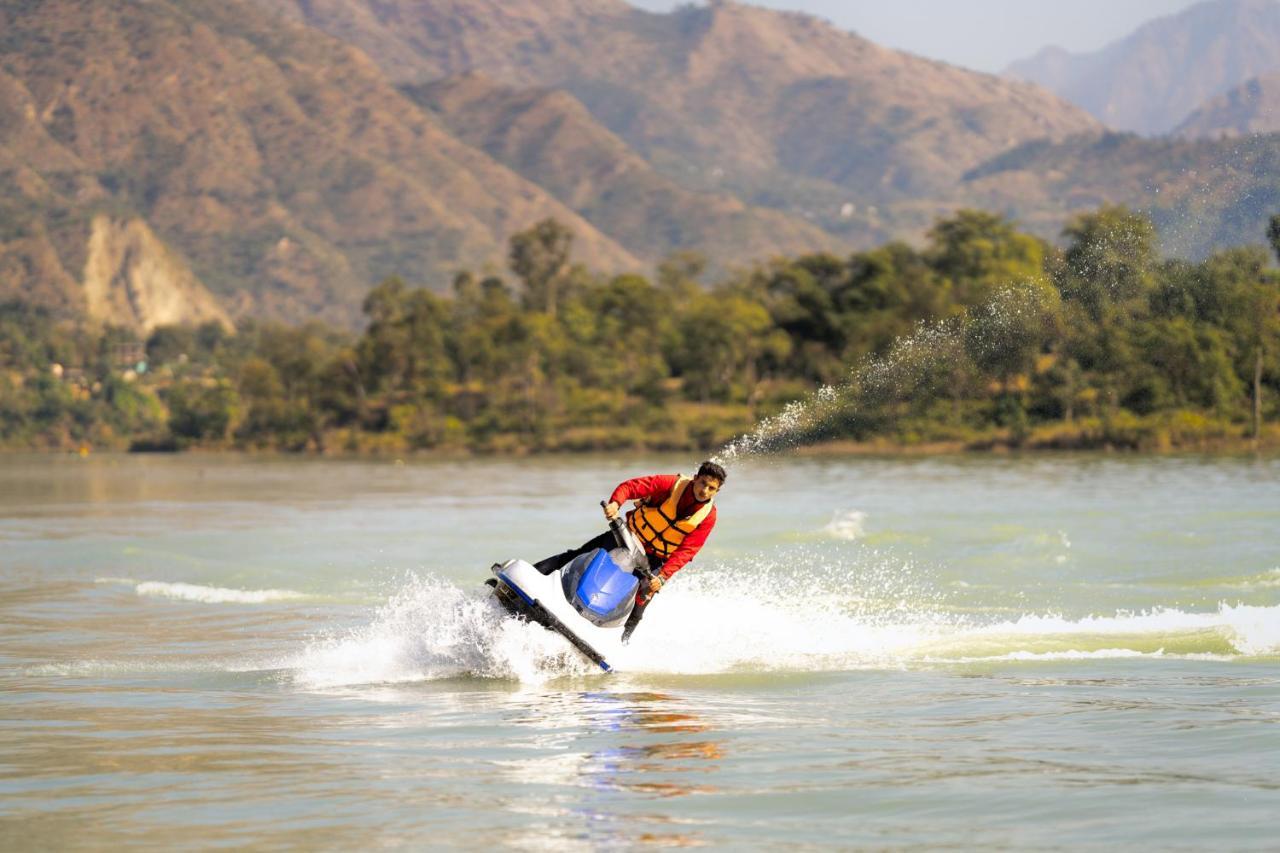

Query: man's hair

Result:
[696,461,727,484]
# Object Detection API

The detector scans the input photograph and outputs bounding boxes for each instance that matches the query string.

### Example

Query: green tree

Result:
[1202,246,1280,438]
[657,251,707,299]
[358,277,411,394]
[509,219,574,318]
[446,274,518,389]
[145,325,196,367]
[963,280,1061,440]
[572,273,673,402]
[102,377,165,436]
[400,288,451,398]
[1059,206,1158,320]
[0,302,62,369]
[194,320,232,360]
[1132,318,1240,413]
[357,280,450,400]
[927,210,1046,306]
[253,322,349,449]
[964,281,1060,385]
[843,242,952,364]
[757,246,949,384]
[759,253,849,382]
[234,356,292,446]
[166,381,238,444]
[672,290,776,404]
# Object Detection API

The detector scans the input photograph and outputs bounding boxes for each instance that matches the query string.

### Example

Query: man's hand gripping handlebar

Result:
[600,501,662,595]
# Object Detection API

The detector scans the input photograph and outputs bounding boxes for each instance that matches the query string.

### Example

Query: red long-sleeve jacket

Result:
[610,474,716,579]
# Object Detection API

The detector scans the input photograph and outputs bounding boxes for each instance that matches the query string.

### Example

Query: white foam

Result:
[289,574,597,689]
[920,649,1238,664]
[980,603,1279,655]
[134,581,309,604]
[911,602,1280,661]
[632,597,1280,670]
[1224,568,1280,590]
[821,509,867,541]
[924,648,1159,663]
[24,657,276,678]
[283,562,1280,686]
[287,559,932,685]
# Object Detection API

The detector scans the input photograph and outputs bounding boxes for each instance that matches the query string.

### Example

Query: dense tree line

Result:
[2,206,1278,454]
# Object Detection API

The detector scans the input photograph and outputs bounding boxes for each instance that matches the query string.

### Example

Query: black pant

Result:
[534,532,665,640]
[534,531,618,576]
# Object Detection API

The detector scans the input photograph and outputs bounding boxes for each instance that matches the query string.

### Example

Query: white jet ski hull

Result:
[490,558,626,672]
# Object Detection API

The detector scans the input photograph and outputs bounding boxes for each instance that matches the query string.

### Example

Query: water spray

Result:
[716,282,1059,462]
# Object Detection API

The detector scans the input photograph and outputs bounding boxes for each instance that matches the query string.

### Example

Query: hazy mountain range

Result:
[1005,0,1280,136]
[2,0,1279,329]
[1175,72,1280,138]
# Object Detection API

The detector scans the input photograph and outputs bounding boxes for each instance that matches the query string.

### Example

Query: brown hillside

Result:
[252,0,1101,233]
[0,0,639,325]
[251,0,631,85]
[411,73,845,268]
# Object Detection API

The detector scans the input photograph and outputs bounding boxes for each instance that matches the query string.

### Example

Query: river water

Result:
[1,453,1277,849]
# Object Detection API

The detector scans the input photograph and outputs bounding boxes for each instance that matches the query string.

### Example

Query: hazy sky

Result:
[627,0,1207,72]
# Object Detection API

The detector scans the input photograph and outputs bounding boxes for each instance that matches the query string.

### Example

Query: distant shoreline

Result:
[789,436,1280,457]
[8,428,1277,460]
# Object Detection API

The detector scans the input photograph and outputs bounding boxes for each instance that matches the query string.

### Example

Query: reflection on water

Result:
[576,691,724,797]
[359,685,727,842]
[488,690,723,848]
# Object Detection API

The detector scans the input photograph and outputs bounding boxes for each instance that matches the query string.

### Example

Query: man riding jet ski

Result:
[488,463,725,671]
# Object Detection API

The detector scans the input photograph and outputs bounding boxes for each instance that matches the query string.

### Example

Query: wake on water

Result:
[287,561,1280,688]
[54,569,1280,684]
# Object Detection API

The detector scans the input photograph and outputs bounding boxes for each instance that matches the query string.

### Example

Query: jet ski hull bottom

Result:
[490,559,623,672]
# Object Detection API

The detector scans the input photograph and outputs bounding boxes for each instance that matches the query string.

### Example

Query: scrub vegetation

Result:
[3,206,1279,455]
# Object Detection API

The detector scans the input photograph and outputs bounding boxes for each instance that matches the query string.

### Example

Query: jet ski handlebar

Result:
[602,501,628,547]
[601,501,655,580]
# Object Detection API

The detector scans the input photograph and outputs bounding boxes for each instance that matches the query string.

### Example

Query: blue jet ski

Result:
[488,507,654,672]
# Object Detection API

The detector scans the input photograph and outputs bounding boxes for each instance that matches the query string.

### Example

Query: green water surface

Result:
[1,453,1277,849]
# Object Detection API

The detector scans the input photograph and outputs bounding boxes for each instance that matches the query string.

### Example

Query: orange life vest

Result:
[626,475,714,558]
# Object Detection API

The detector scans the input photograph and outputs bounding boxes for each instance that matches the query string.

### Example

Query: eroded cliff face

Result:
[82,215,233,334]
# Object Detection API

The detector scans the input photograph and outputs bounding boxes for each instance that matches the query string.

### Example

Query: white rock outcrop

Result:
[82,215,233,334]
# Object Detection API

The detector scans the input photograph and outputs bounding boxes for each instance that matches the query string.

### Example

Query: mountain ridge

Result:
[257,0,1102,226]
[1175,72,1280,138]
[962,130,1280,257]
[0,0,642,327]
[409,72,846,268]
[3,0,1277,332]
[1005,0,1280,135]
